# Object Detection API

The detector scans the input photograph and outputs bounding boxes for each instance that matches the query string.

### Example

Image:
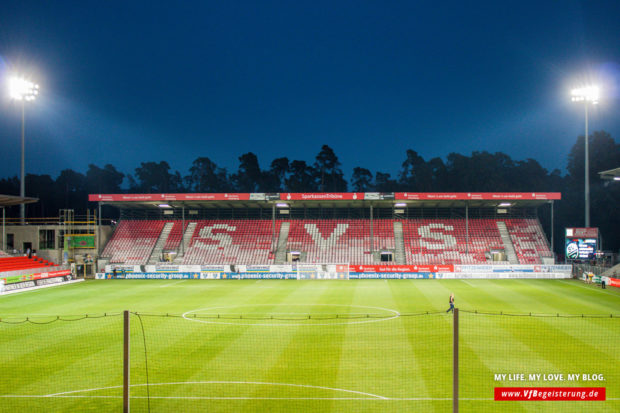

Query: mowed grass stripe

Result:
[241,283,354,411]
[389,280,451,405]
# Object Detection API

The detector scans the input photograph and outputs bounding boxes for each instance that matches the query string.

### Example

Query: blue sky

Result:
[0,1,619,184]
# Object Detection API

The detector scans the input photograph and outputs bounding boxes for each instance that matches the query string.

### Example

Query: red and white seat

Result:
[182,220,278,265]
[285,219,394,264]
[504,219,552,264]
[102,220,166,264]
[402,219,504,265]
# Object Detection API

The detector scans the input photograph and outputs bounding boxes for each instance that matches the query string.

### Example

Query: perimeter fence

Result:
[0,310,618,412]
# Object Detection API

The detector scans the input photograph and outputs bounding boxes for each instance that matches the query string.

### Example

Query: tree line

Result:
[0,132,619,254]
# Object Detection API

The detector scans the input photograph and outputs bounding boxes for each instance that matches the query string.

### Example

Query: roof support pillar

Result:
[465,203,469,255]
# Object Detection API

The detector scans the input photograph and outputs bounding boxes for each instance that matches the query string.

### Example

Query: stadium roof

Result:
[88,192,561,209]
[0,194,38,207]
[599,167,620,180]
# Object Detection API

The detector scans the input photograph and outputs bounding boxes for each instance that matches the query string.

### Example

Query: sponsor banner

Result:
[350,265,454,273]
[566,228,599,238]
[349,272,570,279]
[34,270,71,280]
[364,192,395,201]
[91,192,561,203]
[4,281,36,291]
[36,277,67,286]
[364,192,381,200]
[93,271,571,280]
[553,265,573,271]
[200,265,231,272]
[269,265,293,272]
[607,277,620,288]
[2,269,70,284]
[494,387,605,401]
[66,234,95,248]
[455,265,570,274]
[201,273,223,280]
[146,265,204,273]
[154,265,179,272]
[350,273,441,279]
[123,273,202,280]
[105,265,142,273]
[239,273,297,280]
[237,265,292,273]
[89,193,252,202]
[281,193,364,201]
[395,192,561,201]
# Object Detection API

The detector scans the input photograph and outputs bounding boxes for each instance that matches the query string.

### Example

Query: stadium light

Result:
[276,203,288,208]
[498,202,511,207]
[8,75,39,224]
[394,203,407,207]
[158,204,171,208]
[571,84,599,228]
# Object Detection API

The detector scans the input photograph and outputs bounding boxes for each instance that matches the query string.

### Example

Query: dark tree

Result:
[233,152,263,192]
[25,174,56,217]
[399,149,440,191]
[351,167,373,192]
[85,164,125,194]
[285,160,318,192]
[263,157,290,192]
[133,161,183,193]
[374,172,399,192]
[55,169,87,210]
[186,157,229,193]
[314,145,347,192]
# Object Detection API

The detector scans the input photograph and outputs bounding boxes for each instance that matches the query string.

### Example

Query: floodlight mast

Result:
[8,76,39,224]
[571,86,599,228]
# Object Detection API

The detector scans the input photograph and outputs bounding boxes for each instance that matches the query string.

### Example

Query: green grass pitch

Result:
[0,278,619,412]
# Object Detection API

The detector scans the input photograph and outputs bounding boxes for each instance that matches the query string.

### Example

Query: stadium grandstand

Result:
[91,192,559,268]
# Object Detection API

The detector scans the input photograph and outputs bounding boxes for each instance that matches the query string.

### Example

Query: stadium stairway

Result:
[393,221,406,264]
[148,222,174,264]
[496,221,520,264]
[274,222,290,264]
[174,222,197,261]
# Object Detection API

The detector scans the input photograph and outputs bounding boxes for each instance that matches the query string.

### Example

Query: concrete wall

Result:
[1,224,113,264]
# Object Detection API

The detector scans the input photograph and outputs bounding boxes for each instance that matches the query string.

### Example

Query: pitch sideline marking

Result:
[42,381,388,399]
[159,280,188,288]
[460,279,476,287]
[559,279,620,298]
[182,303,401,326]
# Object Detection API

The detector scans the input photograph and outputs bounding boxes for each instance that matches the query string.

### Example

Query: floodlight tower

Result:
[8,76,39,224]
[571,85,599,228]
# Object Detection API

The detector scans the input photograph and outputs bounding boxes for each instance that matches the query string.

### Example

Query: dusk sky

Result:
[1,1,619,186]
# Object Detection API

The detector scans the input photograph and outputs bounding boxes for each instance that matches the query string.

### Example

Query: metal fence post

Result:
[453,307,459,413]
[124,310,130,413]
